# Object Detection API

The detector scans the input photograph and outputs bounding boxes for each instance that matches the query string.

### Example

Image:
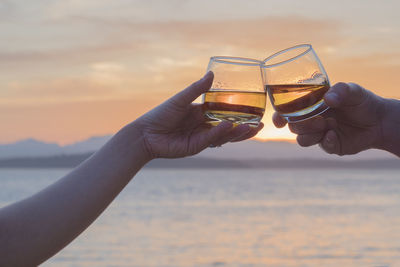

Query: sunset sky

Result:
[1,0,399,145]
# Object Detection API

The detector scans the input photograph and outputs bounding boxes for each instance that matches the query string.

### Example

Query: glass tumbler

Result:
[203,56,266,127]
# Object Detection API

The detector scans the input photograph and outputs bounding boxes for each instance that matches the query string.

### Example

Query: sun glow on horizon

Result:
[253,101,296,142]
[255,122,296,142]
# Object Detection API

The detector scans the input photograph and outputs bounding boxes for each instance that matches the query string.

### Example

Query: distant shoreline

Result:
[0,153,398,169]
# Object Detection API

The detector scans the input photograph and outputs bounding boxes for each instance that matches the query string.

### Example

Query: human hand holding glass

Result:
[272,82,396,156]
[137,71,264,156]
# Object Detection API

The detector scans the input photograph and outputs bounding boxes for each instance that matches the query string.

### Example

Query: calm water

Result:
[1,168,400,267]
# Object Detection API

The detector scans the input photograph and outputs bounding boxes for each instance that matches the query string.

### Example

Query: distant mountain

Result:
[63,136,112,154]
[0,138,62,159]
[0,136,111,159]
[0,135,395,162]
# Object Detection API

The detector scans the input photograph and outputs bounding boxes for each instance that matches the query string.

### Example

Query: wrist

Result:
[116,121,154,164]
[376,98,400,156]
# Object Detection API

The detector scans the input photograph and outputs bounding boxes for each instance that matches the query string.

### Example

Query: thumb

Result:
[324,82,368,109]
[168,71,214,107]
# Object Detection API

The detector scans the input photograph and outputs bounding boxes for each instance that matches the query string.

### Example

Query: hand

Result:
[136,72,263,159]
[273,82,386,155]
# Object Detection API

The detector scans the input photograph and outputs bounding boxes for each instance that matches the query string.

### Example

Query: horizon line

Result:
[0,135,296,146]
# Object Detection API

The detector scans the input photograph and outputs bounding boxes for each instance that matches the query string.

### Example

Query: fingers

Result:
[288,116,326,135]
[211,124,252,147]
[272,113,287,128]
[296,132,325,147]
[231,123,264,142]
[325,117,338,129]
[324,82,367,108]
[288,116,336,147]
[319,130,341,155]
[169,71,214,107]
[202,121,234,148]
[206,122,264,148]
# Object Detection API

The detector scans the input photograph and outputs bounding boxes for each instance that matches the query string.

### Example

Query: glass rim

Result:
[262,44,313,68]
[210,56,263,66]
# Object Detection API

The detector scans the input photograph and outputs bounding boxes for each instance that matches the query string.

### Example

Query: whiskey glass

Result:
[202,56,266,127]
[262,44,330,122]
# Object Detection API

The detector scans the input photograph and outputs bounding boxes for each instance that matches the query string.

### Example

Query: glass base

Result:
[281,101,329,123]
[204,112,261,127]
[205,121,260,128]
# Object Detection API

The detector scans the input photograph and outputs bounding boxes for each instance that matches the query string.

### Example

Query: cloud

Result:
[1,77,117,104]
[326,52,400,98]
[0,42,142,66]
[0,0,15,20]
[46,0,153,18]
[89,61,126,85]
[0,61,198,106]
[63,15,343,52]
[2,14,399,103]
[0,15,346,93]
[0,15,342,62]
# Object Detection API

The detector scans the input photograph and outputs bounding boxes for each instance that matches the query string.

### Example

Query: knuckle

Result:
[331,82,348,96]
[337,82,350,94]
[348,82,367,99]
[334,82,348,88]
[347,82,362,89]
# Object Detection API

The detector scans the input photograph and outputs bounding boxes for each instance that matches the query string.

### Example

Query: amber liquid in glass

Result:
[203,90,266,126]
[267,83,330,114]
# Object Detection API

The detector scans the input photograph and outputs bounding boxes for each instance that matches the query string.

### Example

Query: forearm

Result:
[0,121,151,266]
[379,98,400,157]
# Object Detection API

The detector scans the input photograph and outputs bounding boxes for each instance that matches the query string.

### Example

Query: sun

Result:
[254,105,296,142]
[254,122,296,142]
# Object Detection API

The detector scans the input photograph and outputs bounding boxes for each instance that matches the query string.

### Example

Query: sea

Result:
[0,168,399,267]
